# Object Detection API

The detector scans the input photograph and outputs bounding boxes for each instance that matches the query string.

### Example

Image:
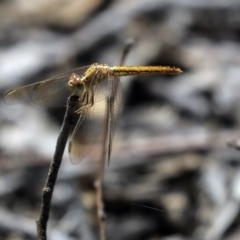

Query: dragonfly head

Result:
[68,73,83,90]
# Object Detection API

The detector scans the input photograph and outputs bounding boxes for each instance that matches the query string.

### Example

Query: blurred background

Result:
[1,0,240,240]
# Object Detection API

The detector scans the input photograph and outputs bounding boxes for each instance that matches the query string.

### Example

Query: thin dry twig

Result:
[36,95,78,240]
[95,39,134,240]
[118,38,135,67]
[95,103,109,240]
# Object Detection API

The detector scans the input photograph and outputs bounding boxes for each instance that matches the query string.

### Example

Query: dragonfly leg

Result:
[88,87,94,107]
[75,87,94,114]
[75,92,88,114]
[79,91,87,104]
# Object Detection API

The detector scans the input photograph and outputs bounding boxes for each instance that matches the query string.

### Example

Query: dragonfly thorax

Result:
[67,64,113,95]
[83,63,112,85]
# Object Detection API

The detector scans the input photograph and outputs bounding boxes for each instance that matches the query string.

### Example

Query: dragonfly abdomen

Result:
[111,66,182,76]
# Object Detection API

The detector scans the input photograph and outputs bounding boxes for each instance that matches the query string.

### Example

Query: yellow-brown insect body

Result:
[111,65,182,76]
[68,64,112,91]
[67,64,182,95]
[3,62,183,164]
[83,63,113,85]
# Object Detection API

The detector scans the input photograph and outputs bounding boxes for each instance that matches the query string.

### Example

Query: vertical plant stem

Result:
[95,103,109,240]
[95,39,135,240]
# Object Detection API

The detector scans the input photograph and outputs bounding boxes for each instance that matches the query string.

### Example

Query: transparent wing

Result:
[3,66,90,107]
[107,76,123,164]
[69,76,123,164]
[90,71,112,103]
[69,98,108,164]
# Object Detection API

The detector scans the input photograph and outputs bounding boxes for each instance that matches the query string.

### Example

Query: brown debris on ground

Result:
[1,1,240,240]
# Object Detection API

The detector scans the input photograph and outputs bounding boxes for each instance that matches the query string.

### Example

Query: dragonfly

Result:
[4,63,182,164]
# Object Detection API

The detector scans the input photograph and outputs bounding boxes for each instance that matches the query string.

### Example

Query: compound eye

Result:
[74,74,80,82]
[68,73,81,87]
